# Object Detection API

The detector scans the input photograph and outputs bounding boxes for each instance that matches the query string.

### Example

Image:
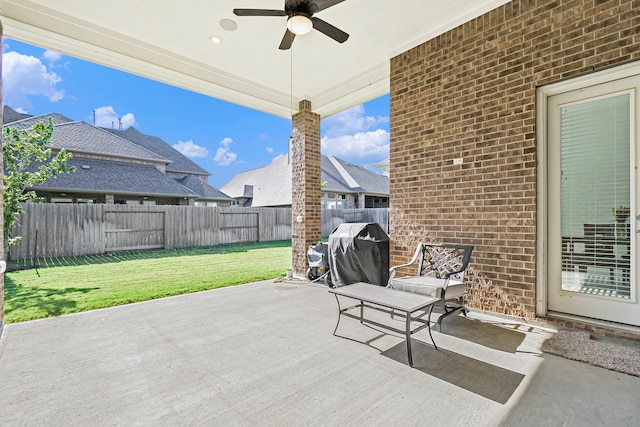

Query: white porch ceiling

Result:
[0,0,509,118]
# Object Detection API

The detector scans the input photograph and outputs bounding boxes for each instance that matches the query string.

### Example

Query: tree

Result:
[3,118,75,246]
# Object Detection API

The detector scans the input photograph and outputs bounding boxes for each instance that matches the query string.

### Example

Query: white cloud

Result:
[259,132,269,140]
[93,106,136,129]
[321,129,390,163]
[120,113,136,128]
[214,137,238,166]
[322,104,389,138]
[173,140,209,158]
[43,50,62,64]
[266,147,274,154]
[320,104,390,163]
[14,107,28,114]
[2,51,65,109]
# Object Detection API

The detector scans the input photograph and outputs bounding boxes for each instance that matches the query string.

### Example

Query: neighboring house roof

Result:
[6,111,169,164]
[33,157,198,198]
[3,105,33,123]
[6,111,75,128]
[325,156,389,196]
[105,127,210,176]
[51,121,170,163]
[319,157,352,194]
[374,157,390,176]
[221,154,292,207]
[178,175,230,201]
[3,105,230,202]
[220,154,389,207]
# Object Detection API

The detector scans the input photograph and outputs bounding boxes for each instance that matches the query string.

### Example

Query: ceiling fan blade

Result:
[279,30,296,50]
[311,17,349,43]
[233,9,287,17]
[309,0,346,13]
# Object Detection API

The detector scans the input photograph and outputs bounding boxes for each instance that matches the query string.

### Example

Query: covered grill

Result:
[327,222,389,287]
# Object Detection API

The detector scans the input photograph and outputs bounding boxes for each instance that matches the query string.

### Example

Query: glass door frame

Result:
[536,61,640,321]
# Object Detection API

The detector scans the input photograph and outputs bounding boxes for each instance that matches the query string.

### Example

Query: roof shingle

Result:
[105,127,210,175]
[178,175,230,200]
[34,157,197,198]
[4,110,170,163]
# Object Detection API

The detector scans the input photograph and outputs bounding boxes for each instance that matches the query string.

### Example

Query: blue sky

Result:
[2,38,390,189]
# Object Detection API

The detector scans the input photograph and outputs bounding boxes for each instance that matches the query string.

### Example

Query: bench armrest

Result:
[388,244,424,284]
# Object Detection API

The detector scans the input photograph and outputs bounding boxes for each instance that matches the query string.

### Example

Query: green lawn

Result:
[4,241,292,323]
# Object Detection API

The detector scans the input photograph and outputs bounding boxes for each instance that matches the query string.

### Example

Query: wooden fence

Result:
[8,204,388,261]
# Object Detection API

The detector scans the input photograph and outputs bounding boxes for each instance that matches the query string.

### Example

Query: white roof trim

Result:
[328,156,359,189]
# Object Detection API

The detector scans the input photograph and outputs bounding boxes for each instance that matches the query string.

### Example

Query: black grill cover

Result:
[328,222,389,287]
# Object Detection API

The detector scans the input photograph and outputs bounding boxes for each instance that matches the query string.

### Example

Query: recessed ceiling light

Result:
[210,35,222,44]
[219,19,238,31]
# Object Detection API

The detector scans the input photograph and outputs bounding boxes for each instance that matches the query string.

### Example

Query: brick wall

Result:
[389,0,640,319]
[291,100,322,276]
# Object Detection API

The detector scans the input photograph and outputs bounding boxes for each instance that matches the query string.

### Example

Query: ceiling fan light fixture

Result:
[287,14,313,35]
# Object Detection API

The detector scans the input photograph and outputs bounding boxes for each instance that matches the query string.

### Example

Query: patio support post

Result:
[291,100,321,277]
[0,19,5,337]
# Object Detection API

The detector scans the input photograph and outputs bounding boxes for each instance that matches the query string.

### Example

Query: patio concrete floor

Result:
[1,280,639,426]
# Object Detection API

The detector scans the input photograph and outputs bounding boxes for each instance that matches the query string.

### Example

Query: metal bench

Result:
[388,243,474,331]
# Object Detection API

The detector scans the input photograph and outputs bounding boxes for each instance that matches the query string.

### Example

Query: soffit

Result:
[0,0,509,118]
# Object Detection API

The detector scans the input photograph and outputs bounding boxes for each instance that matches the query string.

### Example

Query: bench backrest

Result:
[415,243,474,283]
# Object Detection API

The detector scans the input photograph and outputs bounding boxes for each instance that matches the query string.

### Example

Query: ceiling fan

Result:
[233,0,349,50]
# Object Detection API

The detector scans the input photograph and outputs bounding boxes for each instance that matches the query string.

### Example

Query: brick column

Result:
[0,19,5,337]
[291,100,321,277]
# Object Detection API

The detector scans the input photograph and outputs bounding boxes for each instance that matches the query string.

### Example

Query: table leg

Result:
[332,294,342,336]
[427,304,438,350]
[406,313,413,367]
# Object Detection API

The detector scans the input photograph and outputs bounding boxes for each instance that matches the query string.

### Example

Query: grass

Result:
[4,240,292,324]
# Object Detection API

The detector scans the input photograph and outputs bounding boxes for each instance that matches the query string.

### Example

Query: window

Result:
[365,196,389,208]
[324,200,346,209]
[50,197,72,203]
[559,93,631,297]
[322,193,348,209]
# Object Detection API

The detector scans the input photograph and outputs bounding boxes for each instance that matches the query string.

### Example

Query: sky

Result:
[2,38,390,189]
